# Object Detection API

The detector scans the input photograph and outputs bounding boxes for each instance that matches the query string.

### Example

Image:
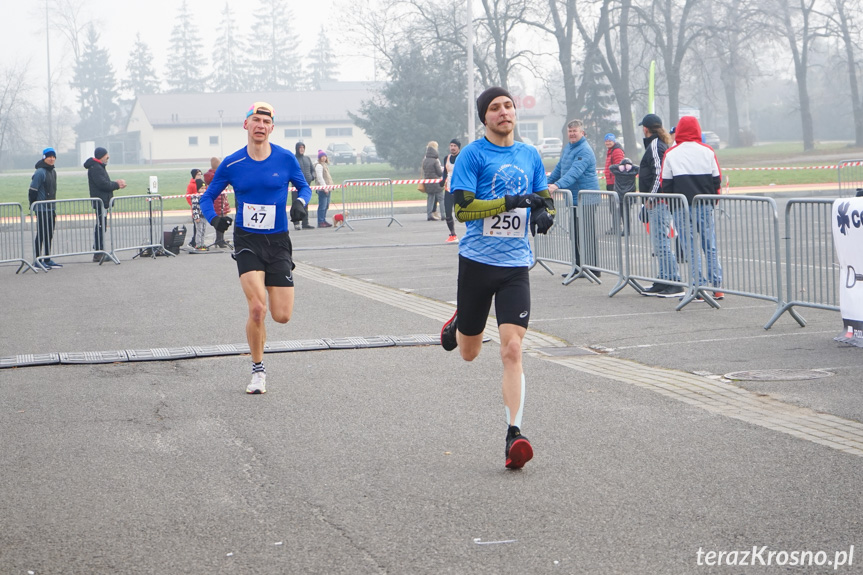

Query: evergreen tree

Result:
[123,32,160,97]
[350,45,466,170]
[307,26,338,90]
[209,2,247,92]
[70,25,121,142]
[579,51,618,152]
[245,0,301,91]
[165,0,207,93]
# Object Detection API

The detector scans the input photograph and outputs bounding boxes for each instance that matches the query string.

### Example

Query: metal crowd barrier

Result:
[685,195,787,323]
[570,190,624,288]
[611,193,693,304]
[336,179,402,230]
[533,189,575,275]
[108,194,174,258]
[837,159,863,198]
[29,198,117,267]
[765,198,838,329]
[0,203,38,274]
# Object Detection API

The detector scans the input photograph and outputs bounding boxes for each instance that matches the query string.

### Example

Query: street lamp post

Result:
[466,0,475,143]
[218,110,224,158]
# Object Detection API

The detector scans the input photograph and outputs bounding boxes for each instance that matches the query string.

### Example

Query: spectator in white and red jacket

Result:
[660,115,723,299]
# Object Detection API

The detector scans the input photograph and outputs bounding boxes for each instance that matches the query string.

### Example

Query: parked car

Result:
[359,145,382,164]
[326,143,357,165]
[535,137,563,158]
[702,131,721,149]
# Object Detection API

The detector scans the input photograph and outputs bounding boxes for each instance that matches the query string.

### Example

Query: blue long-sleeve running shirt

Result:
[200,144,312,234]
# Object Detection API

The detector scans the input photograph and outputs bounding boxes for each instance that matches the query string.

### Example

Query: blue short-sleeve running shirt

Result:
[450,138,548,267]
[200,144,312,234]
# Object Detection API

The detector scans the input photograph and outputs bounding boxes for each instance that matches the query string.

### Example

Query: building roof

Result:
[129,82,384,129]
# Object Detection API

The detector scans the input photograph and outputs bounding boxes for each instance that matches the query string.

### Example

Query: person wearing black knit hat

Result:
[29,147,61,269]
[439,86,555,470]
[84,146,126,263]
[439,138,463,242]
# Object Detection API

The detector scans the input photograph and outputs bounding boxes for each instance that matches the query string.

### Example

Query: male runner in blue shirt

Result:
[200,102,312,394]
[440,87,555,469]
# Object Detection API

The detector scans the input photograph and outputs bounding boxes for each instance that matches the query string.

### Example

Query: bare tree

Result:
[632,0,706,126]
[51,0,91,66]
[523,0,584,136]
[824,0,863,145]
[0,64,33,170]
[343,0,533,112]
[340,0,431,76]
[689,0,765,146]
[772,0,828,150]
[475,0,534,89]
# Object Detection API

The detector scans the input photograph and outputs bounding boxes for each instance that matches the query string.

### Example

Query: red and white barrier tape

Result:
[723,162,863,171]
[159,162,863,199]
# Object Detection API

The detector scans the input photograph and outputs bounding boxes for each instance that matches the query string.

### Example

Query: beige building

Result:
[124,82,382,164]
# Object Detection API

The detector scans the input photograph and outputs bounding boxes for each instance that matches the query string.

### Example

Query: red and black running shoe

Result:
[505,425,533,469]
[440,310,458,351]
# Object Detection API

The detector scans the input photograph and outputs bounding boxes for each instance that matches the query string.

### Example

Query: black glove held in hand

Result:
[290,198,307,223]
[530,205,554,236]
[504,193,544,211]
[210,216,233,232]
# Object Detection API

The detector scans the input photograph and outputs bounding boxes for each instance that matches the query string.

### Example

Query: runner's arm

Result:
[453,189,552,222]
[200,169,228,223]
[452,189,508,222]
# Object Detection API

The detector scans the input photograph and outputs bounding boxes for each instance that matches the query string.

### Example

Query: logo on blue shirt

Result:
[492,164,528,197]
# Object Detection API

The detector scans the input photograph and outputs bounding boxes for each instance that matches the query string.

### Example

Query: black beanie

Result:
[94,147,108,160]
[450,138,462,148]
[191,169,200,178]
[476,86,514,125]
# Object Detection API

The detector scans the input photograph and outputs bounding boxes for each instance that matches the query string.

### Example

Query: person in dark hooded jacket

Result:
[660,115,723,299]
[293,142,315,229]
[29,147,61,268]
[609,157,639,235]
[422,142,444,220]
[84,147,126,262]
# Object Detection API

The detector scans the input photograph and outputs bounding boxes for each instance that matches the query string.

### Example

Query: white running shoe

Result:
[246,372,267,394]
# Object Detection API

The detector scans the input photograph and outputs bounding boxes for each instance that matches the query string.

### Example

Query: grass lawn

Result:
[3,142,861,209]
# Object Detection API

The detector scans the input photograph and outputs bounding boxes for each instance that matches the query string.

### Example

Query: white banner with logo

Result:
[832,198,863,347]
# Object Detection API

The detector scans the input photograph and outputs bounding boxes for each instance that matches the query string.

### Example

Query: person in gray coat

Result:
[422,142,444,220]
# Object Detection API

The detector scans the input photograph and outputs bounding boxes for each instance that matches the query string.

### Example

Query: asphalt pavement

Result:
[1,198,862,574]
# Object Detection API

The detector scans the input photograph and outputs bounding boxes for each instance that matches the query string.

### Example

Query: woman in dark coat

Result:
[422,142,444,220]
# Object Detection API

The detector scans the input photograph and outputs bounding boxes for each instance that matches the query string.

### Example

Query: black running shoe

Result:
[505,425,533,469]
[655,285,685,298]
[641,283,668,295]
[440,311,458,351]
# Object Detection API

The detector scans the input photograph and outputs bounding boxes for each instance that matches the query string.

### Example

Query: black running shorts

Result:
[232,228,295,287]
[456,255,531,336]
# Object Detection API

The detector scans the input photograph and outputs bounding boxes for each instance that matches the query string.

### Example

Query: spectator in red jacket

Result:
[603,133,625,233]
[603,133,625,191]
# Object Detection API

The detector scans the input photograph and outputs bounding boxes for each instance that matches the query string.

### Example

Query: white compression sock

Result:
[505,373,526,429]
